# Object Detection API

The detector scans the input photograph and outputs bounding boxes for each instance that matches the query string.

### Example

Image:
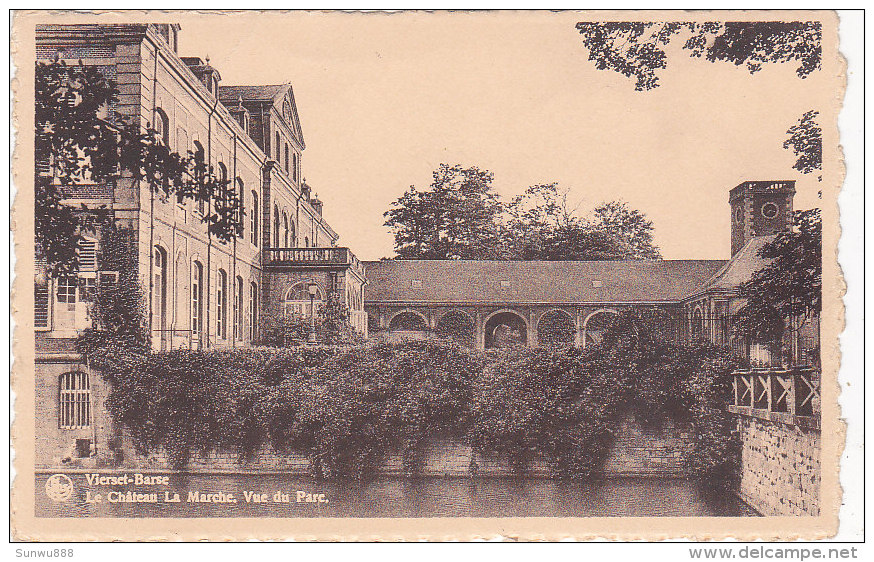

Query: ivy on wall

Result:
[86,310,743,486]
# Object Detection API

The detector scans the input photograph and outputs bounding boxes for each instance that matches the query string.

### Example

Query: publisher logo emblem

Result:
[45,474,74,502]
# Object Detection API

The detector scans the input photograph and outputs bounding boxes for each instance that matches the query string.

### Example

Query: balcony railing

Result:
[265,247,363,273]
[730,367,820,424]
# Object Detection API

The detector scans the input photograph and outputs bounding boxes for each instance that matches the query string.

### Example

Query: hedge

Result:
[87,311,743,486]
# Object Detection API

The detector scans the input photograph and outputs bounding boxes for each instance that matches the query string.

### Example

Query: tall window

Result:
[175,254,188,330]
[153,246,168,335]
[154,108,169,145]
[236,179,245,239]
[691,308,703,339]
[250,191,259,246]
[248,282,258,341]
[192,261,204,336]
[216,269,228,339]
[304,236,309,248]
[275,132,281,162]
[289,220,296,247]
[282,212,289,247]
[193,141,206,215]
[292,153,299,182]
[284,144,290,174]
[273,205,280,248]
[59,372,90,429]
[234,275,244,340]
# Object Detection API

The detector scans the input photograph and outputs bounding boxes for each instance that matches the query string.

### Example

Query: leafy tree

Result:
[503,184,661,260]
[733,208,821,342]
[574,21,822,91]
[384,164,504,259]
[783,110,822,181]
[591,200,661,259]
[35,60,242,275]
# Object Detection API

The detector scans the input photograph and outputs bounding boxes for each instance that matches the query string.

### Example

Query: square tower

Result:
[729,180,796,256]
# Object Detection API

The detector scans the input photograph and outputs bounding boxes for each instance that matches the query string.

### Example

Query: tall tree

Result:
[591,200,661,260]
[503,184,661,260]
[574,21,822,91]
[733,208,821,342]
[384,164,504,259]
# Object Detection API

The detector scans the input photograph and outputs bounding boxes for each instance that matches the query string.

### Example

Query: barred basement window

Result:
[59,372,91,429]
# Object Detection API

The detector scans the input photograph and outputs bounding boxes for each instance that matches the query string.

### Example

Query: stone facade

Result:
[736,415,820,516]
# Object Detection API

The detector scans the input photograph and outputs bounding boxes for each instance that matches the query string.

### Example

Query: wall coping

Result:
[728,404,820,430]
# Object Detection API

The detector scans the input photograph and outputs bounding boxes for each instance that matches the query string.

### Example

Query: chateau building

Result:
[32,23,817,470]
[34,23,366,467]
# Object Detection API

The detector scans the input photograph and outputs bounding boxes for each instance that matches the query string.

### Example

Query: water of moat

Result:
[36,473,757,517]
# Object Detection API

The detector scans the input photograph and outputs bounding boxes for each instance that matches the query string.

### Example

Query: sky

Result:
[178,11,833,261]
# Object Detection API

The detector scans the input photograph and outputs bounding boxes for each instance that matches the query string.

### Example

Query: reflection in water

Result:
[35,474,758,518]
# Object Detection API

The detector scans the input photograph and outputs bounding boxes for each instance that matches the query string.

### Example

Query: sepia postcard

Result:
[10,9,850,542]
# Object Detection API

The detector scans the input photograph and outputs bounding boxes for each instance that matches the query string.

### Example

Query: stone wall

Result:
[736,414,820,516]
[97,413,693,478]
[602,414,694,476]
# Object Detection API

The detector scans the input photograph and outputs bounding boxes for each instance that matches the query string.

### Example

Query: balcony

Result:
[264,247,364,275]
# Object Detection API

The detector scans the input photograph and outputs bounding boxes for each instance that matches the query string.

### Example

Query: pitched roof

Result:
[218,84,287,102]
[699,235,775,293]
[363,259,728,305]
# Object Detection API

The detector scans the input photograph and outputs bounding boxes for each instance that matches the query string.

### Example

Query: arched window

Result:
[218,162,228,185]
[250,190,259,246]
[248,281,259,341]
[236,178,245,239]
[284,281,323,318]
[216,269,228,339]
[275,132,281,162]
[282,212,289,247]
[537,309,576,348]
[175,253,188,329]
[292,153,299,182]
[234,275,244,340]
[192,260,204,336]
[154,108,169,145]
[304,236,309,248]
[436,311,474,346]
[153,246,168,336]
[59,372,90,429]
[288,220,296,247]
[284,144,289,174]
[273,205,280,248]
[193,141,206,215]
[692,308,704,339]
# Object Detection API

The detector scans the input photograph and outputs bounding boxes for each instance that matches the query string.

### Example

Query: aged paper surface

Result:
[11,9,846,541]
